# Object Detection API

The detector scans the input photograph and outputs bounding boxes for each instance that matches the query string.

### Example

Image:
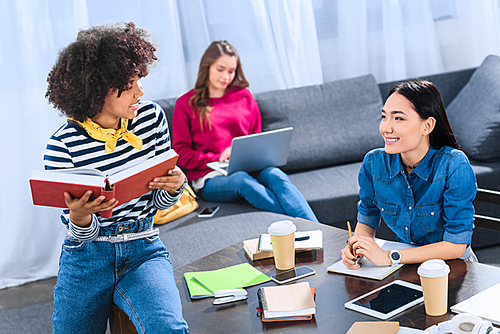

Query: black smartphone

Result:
[198,206,220,218]
[271,265,316,284]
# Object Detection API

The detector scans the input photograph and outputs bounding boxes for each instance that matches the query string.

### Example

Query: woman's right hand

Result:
[341,243,361,270]
[219,146,232,162]
[64,190,118,227]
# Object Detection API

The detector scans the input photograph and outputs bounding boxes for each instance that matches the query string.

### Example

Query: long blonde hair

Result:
[189,40,249,130]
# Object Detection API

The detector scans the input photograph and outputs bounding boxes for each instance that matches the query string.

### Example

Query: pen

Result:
[268,235,310,246]
[347,221,359,266]
[191,276,214,294]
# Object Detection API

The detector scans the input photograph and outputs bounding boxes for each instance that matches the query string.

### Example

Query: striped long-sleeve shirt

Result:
[43,102,183,241]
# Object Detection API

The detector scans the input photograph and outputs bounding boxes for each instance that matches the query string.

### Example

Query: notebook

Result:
[206,127,293,176]
[183,263,271,299]
[327,239,416,280]
[258,230,323,252]
[347,321,399,334]
[257,281,316,322]
[450,281,500,325]
[243,238,311,261]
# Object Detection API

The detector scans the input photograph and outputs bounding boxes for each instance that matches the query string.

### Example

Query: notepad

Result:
[257,281,316,321]
[183,263,271,299]
[346,321,399,334]
[258,230,323,252]
[327,239,416,280]
[451,281,500,325]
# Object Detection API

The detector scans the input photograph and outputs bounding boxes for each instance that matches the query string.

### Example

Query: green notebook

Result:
[184,263,271,299]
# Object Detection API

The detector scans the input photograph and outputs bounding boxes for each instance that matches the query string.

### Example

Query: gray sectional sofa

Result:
[156,55,500,268]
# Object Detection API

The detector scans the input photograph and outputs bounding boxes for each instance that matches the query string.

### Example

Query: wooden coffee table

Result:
[174,218,500,333]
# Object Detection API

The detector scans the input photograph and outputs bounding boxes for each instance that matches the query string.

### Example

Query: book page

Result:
[30,169,105,186]
[108,149,177,183]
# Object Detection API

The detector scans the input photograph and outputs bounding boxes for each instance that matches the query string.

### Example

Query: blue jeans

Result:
[201,167,318,222]
[52,217,188,334]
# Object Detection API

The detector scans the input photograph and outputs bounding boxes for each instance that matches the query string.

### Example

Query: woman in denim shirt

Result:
[342,80,477,269]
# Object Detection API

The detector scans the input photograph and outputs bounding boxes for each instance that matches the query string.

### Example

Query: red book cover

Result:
[29,150,179,218]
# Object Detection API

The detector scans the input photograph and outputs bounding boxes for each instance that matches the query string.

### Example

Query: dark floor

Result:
[1,244,499,333]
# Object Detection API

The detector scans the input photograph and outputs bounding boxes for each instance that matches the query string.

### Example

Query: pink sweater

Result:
[172,87,262,181]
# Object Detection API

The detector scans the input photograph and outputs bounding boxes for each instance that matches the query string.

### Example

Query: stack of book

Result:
[243,229,323,261]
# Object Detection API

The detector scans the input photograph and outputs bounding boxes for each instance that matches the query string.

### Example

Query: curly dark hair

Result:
[46,22,158,121]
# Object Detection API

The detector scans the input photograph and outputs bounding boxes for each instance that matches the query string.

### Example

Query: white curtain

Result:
[1,0,500,290]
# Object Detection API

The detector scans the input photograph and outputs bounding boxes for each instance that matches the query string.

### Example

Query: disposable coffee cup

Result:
[417,259,450,316]
[268,220,297,270]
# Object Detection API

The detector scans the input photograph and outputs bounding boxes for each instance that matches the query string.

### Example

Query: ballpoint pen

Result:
[264,235,310,247]
[191,276,214,294]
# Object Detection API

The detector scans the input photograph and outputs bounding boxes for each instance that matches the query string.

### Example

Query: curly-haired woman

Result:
[45,22,188,333]
[172,40,318,222]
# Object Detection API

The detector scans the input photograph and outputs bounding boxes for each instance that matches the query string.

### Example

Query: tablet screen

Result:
[352,283,423,314]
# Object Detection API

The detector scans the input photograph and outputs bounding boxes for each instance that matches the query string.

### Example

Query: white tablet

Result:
[344,280,424,320]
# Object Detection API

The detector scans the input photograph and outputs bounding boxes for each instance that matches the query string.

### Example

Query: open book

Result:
[257,281,316,322]
[327,239,416,280]
[29,150,178,218]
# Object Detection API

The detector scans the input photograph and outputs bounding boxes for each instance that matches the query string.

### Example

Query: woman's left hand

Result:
[148,166,186,194]
[349,235,391,266]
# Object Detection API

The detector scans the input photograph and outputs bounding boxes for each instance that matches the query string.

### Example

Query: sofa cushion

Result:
[447,55,500,162]
[255,74,384,172]
[155,97,177,140]
[288,161,362,226]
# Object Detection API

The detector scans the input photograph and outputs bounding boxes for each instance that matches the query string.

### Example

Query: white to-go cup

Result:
[417,259,450,316]
[268,220,297,270]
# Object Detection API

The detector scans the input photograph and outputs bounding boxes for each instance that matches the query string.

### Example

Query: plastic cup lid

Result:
[268,220,296,235]
[417,259,450,278]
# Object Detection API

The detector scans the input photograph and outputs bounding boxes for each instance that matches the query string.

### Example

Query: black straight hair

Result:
[388,80,459,150]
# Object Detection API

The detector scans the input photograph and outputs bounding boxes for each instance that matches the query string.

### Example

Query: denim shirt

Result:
[357,146,477,246]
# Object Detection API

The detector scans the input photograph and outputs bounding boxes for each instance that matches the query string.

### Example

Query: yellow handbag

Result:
[154,184,199,225]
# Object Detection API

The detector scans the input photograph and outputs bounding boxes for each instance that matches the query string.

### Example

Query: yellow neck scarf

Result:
[71,118,143,153]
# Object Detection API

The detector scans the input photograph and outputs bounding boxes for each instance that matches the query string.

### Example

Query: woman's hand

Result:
[64,190,118,227]
[219,146,231,162]
[349,235,391,266]
[341,243,361,269]
[149,166,186,195]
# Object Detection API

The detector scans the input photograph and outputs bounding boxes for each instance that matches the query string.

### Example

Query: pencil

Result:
[347,221,357,259]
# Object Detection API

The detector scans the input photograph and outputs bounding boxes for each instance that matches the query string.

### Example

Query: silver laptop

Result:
[207,127,293,176]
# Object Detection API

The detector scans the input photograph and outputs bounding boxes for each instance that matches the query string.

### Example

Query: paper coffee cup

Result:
[268,220,297,270]
[417,259,450,316]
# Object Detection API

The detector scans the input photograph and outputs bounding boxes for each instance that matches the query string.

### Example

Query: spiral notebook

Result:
[257,281,316,322]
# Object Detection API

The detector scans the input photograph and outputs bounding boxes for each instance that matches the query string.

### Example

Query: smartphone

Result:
[271,265,315,284]
[198,206,220,218]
